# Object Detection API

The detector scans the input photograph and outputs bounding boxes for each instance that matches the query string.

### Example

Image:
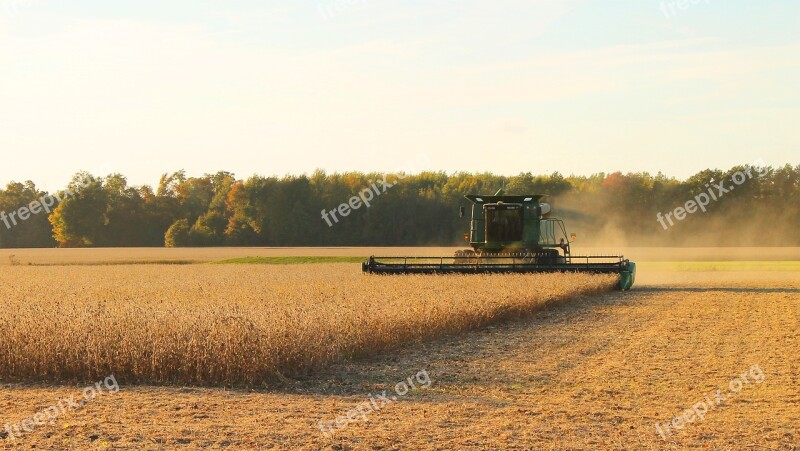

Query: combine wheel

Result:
[538,249,561,265]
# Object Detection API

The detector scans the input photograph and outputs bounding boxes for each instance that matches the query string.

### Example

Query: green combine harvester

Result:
[362,190,636,290]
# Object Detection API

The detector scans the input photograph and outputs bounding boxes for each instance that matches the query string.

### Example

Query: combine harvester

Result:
[363,190,636,290]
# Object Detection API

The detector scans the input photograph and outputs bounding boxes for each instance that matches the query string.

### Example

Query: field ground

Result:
[1,248,798,449]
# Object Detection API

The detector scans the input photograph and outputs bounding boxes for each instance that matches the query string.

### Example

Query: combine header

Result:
[362,190,636,290]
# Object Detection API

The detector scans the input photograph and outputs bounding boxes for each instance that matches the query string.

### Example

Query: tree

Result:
[0,181,57,248]
[188,211,227,246]
[49,173,108,247]
[1,163,797,249]
[165,219,190,247]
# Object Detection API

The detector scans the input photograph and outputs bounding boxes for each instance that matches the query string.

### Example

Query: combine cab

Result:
[362,190,636,290]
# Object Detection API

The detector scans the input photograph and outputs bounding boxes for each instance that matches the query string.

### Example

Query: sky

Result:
[0,0,798,191]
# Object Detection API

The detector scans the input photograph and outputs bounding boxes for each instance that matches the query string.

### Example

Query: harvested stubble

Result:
[0,265,616,386]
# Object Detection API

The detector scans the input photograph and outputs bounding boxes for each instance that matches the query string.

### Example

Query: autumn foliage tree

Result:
[0,163,796,248]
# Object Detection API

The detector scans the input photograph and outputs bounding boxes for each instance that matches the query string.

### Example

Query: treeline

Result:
[0,164,798,248]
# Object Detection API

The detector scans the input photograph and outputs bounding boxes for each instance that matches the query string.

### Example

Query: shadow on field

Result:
[280,290,632,397]
[636,286,800,294]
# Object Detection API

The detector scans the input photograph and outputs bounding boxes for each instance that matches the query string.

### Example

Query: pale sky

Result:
[1,0,798,191]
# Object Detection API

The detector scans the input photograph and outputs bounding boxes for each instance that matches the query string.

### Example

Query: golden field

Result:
[0,247,798,449]
[0,265,615,386]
